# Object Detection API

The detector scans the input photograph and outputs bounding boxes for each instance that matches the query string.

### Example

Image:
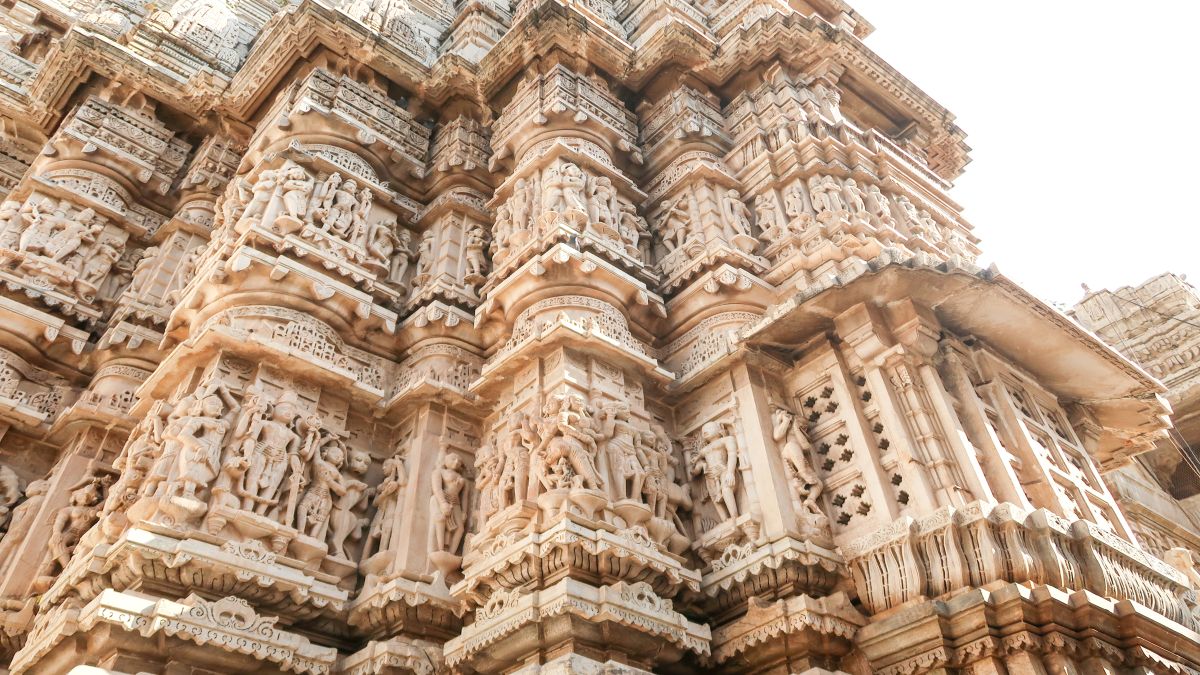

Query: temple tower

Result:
[0,0,1195,673]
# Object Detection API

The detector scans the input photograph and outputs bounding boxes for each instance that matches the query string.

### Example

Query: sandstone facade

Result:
[1073,273,1200,568]
[0,0,1193,672]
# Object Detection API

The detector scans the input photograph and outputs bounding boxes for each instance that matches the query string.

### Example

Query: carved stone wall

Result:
[1071,273,1200,597]
[0,0,1194,673]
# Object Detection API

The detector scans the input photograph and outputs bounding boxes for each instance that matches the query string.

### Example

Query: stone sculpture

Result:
[0,479,46,579]
[279,163,314,222]
[328,449,370,559]
[771,407,828,538]
[235,389,302,515]
[362,448,408,561]
[0,2,1193,674]
[429,449,469,578]
[657,195,692,251]
[691,421,741,523]
[39,479,105,583]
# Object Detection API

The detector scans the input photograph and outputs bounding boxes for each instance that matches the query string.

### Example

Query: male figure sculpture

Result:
[692,421,740,522]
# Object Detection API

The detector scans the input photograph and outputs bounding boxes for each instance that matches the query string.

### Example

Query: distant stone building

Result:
[0,0,1195,672]
[1073,273,1200,557]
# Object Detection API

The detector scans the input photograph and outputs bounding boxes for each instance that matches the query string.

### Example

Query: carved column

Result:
[447,56,709,672]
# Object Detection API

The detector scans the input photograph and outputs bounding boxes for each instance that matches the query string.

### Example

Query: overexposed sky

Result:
[850,1,1200,305]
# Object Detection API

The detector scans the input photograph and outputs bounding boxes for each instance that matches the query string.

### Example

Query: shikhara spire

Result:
[0,0,1195,672]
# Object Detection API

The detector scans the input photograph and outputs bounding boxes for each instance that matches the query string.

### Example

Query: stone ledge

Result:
[700,535,845,612]
[335,637,444,675]
[842,501,1196,627]
[856,582,1200,675]
[709,592,866,666]
[348,573,465,639]
[43,527,348,622]
[10,589,337,675]
[444,578,711,669]
[455,513,702,603]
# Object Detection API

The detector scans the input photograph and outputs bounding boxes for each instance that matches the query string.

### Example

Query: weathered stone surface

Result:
[1072,274,1200,594]
[0,0,1194,672]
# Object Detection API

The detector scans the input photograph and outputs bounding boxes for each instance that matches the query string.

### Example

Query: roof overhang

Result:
[744,255,1171,466]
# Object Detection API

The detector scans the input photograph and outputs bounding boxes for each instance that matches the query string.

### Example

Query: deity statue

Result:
[352,186,374,244]
[328,449,370,559]
[283,416,325,527]
[720,189,753,240]
[78,240,122,286]
[0,478,47,579]
[616,199,647,259]
[541,162,587,218]
[205,438,251,534]
[164,385,238,501]
[319,174,361,237]
[497,412,536,506]
[463,221,487,284]
[691,421,740,522]
[638,429,667,518]
[17,198,64,255]
[141,391,202,498]
[771,408,825,522]
[366,217,402,267]
[657,195,692,251]
[652,424,691,532]
[240,169,280,225]
[491,203,513,259]
[531,394,605,492]
[509,177,533,231]
[474,442,500,525]
[585,175,617,238]
[865,184,890,217]
[233,389,302,514]
[297,439,348,542]
[430,451,468,555]
[843,178,867,214]
[391,228,414,285]
[413,228,434,280]
[127,246,159,296]
[178,245,204,287]
[362,448,408,560]
[47,211,101,265]
[102,406,166,514]
[598,401,646,502]
[808,176,843,216]
[279,163,314,221]
[315,172,342,217]
[216,192,240,231]
[41,479,105,580]
[0,199,24,248]
[784,184,807,221]
[754,194,785,240]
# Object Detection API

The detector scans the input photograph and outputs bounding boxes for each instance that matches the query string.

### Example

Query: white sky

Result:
[850,1,1200,306]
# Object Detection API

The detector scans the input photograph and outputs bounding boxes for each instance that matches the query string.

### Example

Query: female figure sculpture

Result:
[430,451,468,555]
[362,449,408,560]
[297,440,348,542]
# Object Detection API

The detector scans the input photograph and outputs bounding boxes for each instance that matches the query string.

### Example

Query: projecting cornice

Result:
[743,253,1171,468]
[5,0,969,181]
[222,0,437,121]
